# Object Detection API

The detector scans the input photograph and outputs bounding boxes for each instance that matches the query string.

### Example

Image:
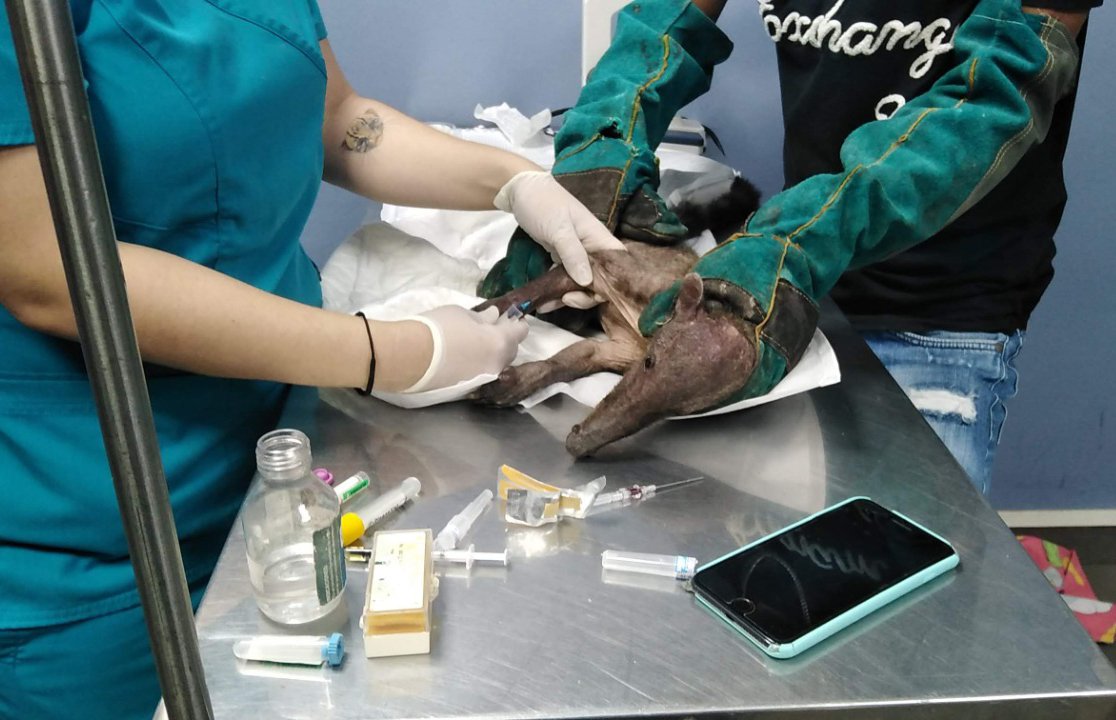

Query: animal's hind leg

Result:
[472,338,643,408]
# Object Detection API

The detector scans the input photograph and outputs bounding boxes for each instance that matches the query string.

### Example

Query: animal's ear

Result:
[675,273,705,317]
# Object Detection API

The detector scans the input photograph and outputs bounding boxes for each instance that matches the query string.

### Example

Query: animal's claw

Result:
[471,367,533,408]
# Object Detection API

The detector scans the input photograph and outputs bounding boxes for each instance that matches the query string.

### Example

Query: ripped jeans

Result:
[861,330,1025,497]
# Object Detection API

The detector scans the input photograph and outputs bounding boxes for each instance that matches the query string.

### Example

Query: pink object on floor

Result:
[1018,535,1116,644]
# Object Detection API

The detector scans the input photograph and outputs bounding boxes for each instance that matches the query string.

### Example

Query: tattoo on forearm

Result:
[341,109,384,153]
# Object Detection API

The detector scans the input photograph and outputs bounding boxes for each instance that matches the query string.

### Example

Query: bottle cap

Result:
[322,632,345,667]
[313,468,334,485]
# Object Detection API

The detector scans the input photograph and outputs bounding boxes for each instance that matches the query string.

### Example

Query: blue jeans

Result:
[861,330,1025,496]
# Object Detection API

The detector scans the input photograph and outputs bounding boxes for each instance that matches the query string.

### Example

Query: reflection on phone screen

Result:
[693,499,955,645]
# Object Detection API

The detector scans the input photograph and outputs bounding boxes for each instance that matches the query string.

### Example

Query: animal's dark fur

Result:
[671,176,762,243]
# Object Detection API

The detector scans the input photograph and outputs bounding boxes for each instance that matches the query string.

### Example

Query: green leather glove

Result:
[640,0,1080,402]
[479,0,733,300]
[479,228,553,300]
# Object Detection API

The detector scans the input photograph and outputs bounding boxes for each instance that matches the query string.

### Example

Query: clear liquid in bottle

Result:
[242,429,346,624]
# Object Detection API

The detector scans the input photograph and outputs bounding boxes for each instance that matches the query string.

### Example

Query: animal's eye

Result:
[644,355,655,369]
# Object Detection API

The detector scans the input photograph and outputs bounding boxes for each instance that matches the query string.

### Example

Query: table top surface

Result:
[195,308,1116,719]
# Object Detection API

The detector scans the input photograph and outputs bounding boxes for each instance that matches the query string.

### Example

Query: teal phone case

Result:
[692,496,959,659]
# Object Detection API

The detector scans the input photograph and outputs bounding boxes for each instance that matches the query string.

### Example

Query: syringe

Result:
[601,550,697,580]
[434,489,493,551]
[341,476,421,546]
[347,543,509,569]
[233,633,345,668]
[433,544,508,570]
[593,476,703,507]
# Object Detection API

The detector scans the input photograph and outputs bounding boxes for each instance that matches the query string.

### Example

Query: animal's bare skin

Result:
[473,178,764,456]
[474,247,759,456]
[472,243,692,407]
[565,273,757,457]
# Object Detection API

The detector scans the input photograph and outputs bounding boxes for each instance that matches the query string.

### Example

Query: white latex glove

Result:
[403,305,528,393]
[493,170,625,290]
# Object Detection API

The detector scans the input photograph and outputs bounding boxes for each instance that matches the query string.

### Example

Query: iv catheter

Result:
[434,489,493,551]
[504,300,532,321]
[592,476,703,507]
[340,476,421,546]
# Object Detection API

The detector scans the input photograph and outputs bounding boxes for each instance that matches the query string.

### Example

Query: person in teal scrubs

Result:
[0,2,622,718]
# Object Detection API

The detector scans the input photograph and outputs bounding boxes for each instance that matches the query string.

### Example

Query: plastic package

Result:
[498,465,605,526]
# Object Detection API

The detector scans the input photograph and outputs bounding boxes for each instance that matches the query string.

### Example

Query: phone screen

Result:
[692,499,955,646]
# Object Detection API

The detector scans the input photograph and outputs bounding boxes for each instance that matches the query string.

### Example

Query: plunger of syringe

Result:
[433,544,508,570]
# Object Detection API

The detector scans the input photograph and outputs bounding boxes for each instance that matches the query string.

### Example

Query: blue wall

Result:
[989,15,1116,511]
[308,2,1115,511]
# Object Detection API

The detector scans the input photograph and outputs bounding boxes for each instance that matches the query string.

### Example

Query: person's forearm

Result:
[323,94,535,209]
[691,0,728,21]
[319,45,535,209]
[0,141,433,392]
[14,241,434,391]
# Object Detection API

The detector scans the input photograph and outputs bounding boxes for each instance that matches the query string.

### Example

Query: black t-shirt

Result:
[759,0,1102,333]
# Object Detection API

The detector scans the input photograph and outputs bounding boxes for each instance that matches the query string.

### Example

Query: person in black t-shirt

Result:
[764,0,1099,494]
[482,0,1099,495]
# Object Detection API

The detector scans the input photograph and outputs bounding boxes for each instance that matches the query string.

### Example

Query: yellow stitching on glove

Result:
[627,35,673,142]
[555,132,605,165]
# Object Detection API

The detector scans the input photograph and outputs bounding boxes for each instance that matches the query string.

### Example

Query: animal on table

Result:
[473,177,763,457]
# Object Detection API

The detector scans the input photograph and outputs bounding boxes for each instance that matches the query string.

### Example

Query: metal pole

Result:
[4,2,213,718]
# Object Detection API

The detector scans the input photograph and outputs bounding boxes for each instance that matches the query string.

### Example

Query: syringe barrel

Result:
[352,476,421,526]
[601,550,697,580]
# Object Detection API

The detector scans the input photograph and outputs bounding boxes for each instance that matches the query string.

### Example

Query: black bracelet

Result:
[354,311,376,395]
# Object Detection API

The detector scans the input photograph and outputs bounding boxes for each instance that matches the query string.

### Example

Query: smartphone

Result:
[691,497,958,659]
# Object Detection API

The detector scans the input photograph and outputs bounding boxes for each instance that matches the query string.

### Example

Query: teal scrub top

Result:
[0,0,328,628]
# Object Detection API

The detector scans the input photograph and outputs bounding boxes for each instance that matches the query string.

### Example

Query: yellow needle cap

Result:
[341,513,366,546]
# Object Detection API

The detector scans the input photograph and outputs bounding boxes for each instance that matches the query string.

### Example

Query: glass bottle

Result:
[242,429,346,624]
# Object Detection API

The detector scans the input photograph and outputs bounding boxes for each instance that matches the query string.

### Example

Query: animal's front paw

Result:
[470,359,562,408]
[470,366,534,408]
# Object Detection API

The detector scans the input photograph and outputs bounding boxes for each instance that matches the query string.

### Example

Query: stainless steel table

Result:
[195,306,1116,719]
